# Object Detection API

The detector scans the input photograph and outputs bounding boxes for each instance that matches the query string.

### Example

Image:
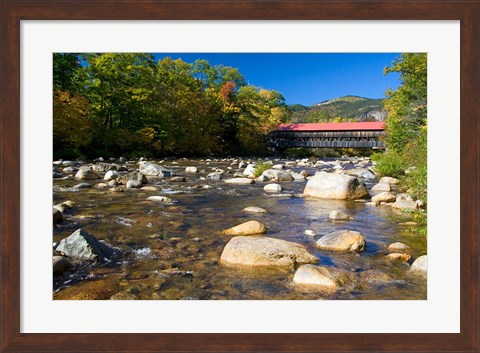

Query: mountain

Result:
[288,95,387,123]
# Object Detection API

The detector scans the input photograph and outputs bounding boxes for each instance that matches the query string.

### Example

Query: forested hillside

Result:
[289,96,386,123]
[53,53,290,159]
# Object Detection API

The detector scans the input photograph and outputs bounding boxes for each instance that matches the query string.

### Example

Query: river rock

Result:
[293,264,342,291]
[141,186,160,191]
[255,175,269,182]
[207,172,222,181]
[63,200,75,208]
[139,162,173,177]
[75,167,101,180]
[224,178,254,185]
[73,183,91,189]
[62,166,75,173]
[56,229,117,261]
[304,230,316,237]
[264,183,282,193]
[392,195,418,210]
[53,256,73,275]
[409,255,427,275]
[387,242,409,252]
[272,164,284,170]
[222,220,266,236]
[92,162,118,172]
[328,210,352,221]
[185,166,198,173]
[359,269,392,283]
[95,182,109,189]
[126,180,142,189]
[379,176,399,185]
[220,236,317,268]
[118,171,148,185]
[53,208,63,224]
[262,169,294,182]
[242,164,256,177]
[371,183,391,192]
[242,206,267,213]
[291,173,306,180]
[371,192,397,204]
[384,253,411,262]
[147,196,173,203]
[304,173,369,200]
[104,170,120,181]
[346,168,376,179]
[316,230,366,252]
[170,176,186,182]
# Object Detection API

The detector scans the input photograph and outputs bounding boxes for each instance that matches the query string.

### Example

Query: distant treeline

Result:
[53,53,290,159]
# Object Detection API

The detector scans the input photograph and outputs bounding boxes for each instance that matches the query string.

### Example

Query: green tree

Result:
[53,53,86,94]
[84,53,157,154]
[378,53,428,209]
[384,53,427,151]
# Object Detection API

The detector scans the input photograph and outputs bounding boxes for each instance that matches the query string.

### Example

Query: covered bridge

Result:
[268,122,385,150]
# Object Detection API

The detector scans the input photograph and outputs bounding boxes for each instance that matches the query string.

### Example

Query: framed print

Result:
[1,1,479,352]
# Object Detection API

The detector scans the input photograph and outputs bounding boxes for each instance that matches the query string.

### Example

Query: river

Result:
[53,157,427,300]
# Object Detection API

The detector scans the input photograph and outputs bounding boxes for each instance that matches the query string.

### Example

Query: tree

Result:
[384,53,427,151]
[53,53,85,94]
[53,91,91,156]
[84,53,157,154]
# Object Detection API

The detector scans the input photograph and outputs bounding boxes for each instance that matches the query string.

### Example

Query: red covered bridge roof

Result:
[275,122,385,132]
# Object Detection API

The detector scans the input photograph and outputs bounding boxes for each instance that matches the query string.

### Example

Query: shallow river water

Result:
[53,157,427,300]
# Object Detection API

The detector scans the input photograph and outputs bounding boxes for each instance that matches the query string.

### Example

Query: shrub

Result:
[403,127,427,203]
[372,150,407,178]
[252,161,273,177]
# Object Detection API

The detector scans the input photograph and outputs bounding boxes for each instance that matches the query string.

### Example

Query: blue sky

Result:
[152,53,401,106]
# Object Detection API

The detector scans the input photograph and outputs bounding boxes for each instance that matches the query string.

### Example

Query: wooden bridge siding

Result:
[269,140,385,148]
[269,130,384,138]
[268,129,385,149]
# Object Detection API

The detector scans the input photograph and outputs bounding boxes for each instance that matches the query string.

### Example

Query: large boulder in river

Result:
[222,220,266,236]
[409,255,427,275]
[56,229,118,261]
[304,173,369,200]
[262,169,294,182]
[117,171,148,185]
[75,167,101,180]
[139,162,173,177]
[293,264,348,291]
[316,230,366,252]
[220,236,317,268]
